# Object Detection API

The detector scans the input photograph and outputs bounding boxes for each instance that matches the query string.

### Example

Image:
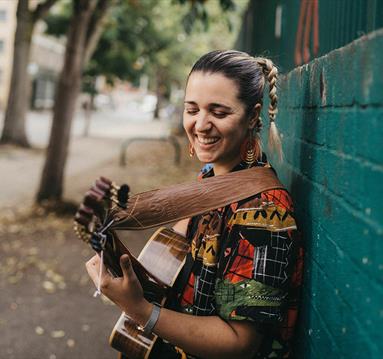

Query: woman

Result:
[86,50,303,358]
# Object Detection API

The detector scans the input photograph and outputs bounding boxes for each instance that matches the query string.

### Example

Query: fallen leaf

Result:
[81,324,90,332]
[42,281,56,293]
[35,326,44,335]
[51,330,65,338]
[66,339,75,348]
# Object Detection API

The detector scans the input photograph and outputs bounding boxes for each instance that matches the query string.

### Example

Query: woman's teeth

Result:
[197,137,219,144]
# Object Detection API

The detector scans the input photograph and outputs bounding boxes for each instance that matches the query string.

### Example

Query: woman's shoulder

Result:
[227,188,296,232]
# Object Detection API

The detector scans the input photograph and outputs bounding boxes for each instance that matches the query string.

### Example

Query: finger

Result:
[120,254,135,279]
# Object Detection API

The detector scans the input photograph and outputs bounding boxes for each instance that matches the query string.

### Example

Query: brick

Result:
[307,262,381,356]
[354,30,383,105]
[322,47,357,106]
[299,290,344,357]
[354,108,383,165]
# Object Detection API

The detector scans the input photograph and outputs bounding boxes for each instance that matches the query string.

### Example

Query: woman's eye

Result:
[212,112,227,118]
[186,109,198,115]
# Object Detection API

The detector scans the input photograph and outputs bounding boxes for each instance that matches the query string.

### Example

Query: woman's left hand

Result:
[85,254,151,323]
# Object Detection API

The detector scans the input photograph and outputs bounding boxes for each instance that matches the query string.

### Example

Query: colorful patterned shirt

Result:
[151,156,304,359]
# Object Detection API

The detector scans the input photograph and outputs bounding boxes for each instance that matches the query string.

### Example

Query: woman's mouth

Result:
[196,136,220,145]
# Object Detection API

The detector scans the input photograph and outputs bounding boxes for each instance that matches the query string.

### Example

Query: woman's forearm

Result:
[86,254,262,358]
[131,300,262,359]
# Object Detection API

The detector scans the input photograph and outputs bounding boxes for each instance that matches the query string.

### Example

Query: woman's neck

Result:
[212,155,242,176]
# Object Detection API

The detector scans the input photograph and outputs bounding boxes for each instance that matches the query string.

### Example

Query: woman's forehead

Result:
[185,72,240,106]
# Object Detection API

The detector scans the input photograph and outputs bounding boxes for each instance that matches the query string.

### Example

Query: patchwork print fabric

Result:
[178,157,304,358]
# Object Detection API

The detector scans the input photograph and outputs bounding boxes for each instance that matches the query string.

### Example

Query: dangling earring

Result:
[240,131,257,166]
[189,143,195,157]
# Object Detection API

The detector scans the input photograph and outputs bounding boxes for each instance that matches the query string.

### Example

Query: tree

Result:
[0,0,58,147]
[36,0,243,203]
[37,0,113,202]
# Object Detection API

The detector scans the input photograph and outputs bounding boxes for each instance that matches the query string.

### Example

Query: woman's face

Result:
[183,71,251,174]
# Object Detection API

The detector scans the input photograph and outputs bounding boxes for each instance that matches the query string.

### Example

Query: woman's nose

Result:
[195,112,212,132]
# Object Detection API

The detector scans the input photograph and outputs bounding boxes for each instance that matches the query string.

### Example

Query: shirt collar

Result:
[198,152,269,179]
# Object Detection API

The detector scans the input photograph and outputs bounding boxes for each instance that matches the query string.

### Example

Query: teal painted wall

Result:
[236,0,383,72]
[262,29,383,358]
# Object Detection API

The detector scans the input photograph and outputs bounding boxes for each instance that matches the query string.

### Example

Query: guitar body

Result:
[108,227,189,358]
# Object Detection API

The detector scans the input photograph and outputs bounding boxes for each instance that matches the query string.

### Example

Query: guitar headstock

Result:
[73,177,130,245]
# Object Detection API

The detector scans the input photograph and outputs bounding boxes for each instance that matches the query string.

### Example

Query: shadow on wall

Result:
[281,59,333,357]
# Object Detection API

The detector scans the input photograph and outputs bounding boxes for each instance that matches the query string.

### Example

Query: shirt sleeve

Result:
[214,189,301,327]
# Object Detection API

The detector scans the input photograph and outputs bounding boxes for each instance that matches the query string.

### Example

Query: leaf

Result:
[42,281,56,293]
[81,324,90,332]
[66,339,76,347]
[35,326,45,335]
[51,330,65,338]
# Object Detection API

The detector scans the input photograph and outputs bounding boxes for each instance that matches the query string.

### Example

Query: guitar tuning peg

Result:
[90,185,106,197]
[83,194,104,217]
[100,176,112,185]
[96,178,111,193]
[87,188,104,201]
[118,184,130,205]
[74,212,91,227]
[78,204,94,218]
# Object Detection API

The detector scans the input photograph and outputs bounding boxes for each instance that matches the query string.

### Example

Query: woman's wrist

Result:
[124,299,153,326]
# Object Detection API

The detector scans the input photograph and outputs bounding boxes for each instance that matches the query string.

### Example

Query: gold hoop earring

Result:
[240,131,256,166]
[189,143,195,157]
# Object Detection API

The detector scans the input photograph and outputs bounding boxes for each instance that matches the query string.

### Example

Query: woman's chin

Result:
[196,153,216,164]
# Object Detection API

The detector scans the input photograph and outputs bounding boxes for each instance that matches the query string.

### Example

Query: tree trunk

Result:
[0,0,33,147]
[153,71,164,120]
[36,1,96,202]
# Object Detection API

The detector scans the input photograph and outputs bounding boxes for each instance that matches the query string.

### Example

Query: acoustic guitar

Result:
[74,177,189,358]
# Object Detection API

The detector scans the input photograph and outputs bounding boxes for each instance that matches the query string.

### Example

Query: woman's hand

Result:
[85,254,262,358]
[85,254,152,325]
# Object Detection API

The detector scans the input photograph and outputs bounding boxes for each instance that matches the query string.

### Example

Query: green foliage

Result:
[44,0,248,95]
[176,0,236,34]
[44,1,71,37]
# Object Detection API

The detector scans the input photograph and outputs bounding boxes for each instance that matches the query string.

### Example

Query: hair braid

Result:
[255,57,283,161]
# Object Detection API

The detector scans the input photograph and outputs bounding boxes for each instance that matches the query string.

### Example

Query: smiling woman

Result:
[86,50,303,359]
[184,72,251,174]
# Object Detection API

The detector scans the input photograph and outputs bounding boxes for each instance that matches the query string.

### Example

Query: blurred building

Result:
[29,23,64,109]
[0,2,64,111]
[0,1,17,110]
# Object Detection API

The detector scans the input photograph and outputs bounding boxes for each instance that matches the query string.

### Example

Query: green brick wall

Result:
[265,29,383,358]
[237,0,383,72]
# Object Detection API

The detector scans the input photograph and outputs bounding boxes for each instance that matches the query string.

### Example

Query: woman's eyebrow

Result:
[184,101,232,110]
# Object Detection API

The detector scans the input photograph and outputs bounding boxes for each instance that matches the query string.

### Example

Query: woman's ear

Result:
[248,103,262,130]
